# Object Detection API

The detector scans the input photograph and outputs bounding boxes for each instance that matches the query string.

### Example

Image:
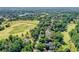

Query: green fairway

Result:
[10,24,27,34]
[62,23,77,52]
[0,20,39,39]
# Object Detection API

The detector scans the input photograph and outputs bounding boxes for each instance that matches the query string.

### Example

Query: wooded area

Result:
[0,7,79,52]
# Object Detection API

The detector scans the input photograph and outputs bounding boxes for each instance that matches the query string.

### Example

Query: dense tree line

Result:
[30,15,71,52]
[0,35,33,52]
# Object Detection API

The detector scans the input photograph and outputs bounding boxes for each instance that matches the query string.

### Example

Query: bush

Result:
[35,43,46,51]
[0,21,2,25]
[21,44,33,52]
[0,25,5,31]
[5,23,11,27]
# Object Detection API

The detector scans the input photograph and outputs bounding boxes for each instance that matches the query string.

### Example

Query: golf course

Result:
[0,20,39,39]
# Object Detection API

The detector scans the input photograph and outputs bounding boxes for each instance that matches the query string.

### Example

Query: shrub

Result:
[0,25,5,31]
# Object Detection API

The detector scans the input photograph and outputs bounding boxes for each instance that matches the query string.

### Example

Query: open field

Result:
[0,20,39,39]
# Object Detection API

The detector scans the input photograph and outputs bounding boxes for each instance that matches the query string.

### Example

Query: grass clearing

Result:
[0,20,39,39]
[10,24,29,34]
[62,23,77,52]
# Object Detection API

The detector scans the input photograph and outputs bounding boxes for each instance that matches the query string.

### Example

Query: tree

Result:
[0,25,5,31]
[0,21,2,25]
[53,32,65,44]
[51,20,67,32]
[22,44,33,52]
[69,25,79,51]
[5,23,11,27]
[35,43,46,51]
[58,45,70,52]
[0,35,24,52]
[31,28,40,41]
